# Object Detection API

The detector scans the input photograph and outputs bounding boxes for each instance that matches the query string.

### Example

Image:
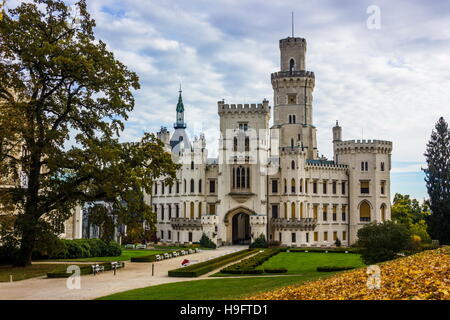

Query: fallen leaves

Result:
[247,247,450,300]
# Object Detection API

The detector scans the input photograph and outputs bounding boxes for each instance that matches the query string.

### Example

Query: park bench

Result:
[188,249,194,254]
[173,252,179,257]
[164,253,172,259]
[195,248,200,253]
[135,244,147,249]
[124,244,135,249]
[155,254,163,261]
[181,250,187,255]
[91,264,105,276]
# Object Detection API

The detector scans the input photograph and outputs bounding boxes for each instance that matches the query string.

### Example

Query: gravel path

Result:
[0,246,247,300]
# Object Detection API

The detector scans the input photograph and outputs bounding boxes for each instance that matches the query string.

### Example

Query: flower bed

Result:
[221,249,281,274]
[168,249,257,277]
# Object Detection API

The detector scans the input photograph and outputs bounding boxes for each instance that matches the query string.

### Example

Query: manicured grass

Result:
[0,264,83,282]
[46,249,168,262]
[98,274,330,300]
[256,252,365,274]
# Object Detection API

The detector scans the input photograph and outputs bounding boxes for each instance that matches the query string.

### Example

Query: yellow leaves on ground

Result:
[247,247,450,300]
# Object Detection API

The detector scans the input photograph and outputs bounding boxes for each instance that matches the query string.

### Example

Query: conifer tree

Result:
[423,117,450,244]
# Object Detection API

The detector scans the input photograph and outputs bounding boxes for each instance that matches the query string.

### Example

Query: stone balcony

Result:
[170,218,202,230]
[271,218,317,231]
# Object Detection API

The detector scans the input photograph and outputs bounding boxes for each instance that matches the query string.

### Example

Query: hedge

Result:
[316,266,355,272]
[264,268,287,273]
[168,249,257,277]
[221,249,281,274]
[281,247,361,254]
[34,239,122,260]
[47,262,125,278]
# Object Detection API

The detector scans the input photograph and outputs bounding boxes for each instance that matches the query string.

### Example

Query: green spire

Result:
[176,90,184,113]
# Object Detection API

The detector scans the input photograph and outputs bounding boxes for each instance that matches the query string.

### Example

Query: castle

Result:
[152,36,392,247]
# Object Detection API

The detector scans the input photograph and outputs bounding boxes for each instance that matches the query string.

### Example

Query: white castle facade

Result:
[151,36,393,247]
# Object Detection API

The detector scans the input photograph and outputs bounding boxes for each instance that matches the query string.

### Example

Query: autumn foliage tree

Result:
[0,0,179,266]
[423,117,450,244]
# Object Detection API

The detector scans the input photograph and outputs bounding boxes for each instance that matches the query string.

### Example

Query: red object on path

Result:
[182,259,190,266]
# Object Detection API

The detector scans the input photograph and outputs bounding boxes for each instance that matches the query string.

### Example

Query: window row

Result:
[272,179,347,195]
[159,230,194,242]
[361,161,387,172]
[154,202,216,220]
[271,203,347,222]
[154,179,216,195]
[360,180,387,195]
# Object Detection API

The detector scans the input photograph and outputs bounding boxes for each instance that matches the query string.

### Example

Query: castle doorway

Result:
[232,212,251,245]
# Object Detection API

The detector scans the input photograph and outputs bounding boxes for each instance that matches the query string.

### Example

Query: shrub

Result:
[264,268,287,273]
[335,238,342,247]
[249,234,268,248]
[317,266,355,272]
[356,221,412,264]
[268,240,281,247]
[105,241,122,256]
[199,233,216,249]
[47,262,125,278]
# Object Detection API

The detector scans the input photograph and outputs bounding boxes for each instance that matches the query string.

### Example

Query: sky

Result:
[9,0,450,201]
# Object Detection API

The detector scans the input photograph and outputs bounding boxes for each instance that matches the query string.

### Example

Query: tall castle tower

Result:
[271,37,317,159]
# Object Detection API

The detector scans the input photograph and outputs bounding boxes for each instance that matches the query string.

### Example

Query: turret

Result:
[174,87,186,129]
[333,121,342,163]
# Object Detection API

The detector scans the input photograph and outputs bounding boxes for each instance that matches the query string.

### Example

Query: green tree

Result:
[356,221,412,264]
[423,117,450,244]
[391,193,431,243]
[0,0,179,266]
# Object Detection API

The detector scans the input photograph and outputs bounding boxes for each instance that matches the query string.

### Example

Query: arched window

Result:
[161,182,165,195]
[300,202,303,218]
[168,183,172,194]
[190,202,195,219]
[291,178,296,193]
[365,161,368,171]
[361,161,365,171]
[380,204,386,222]
[233,137,238,152]
[198,202,202,217]
[198,179,202,193]
[190,179,195,193]
[291,202,296,219]
[191,161,194,170]
[284,178,287,193]
[289,115,292,124]
[291,138,294,148]
[245,136,250,152]
[183,179,186,193]
[380,162,385,171]
[289,58,295,73]
[291,160,296,169]
[284,203,288,219]
[292,115,296,123]
[246,167,250,188]
[359,201,371,222]
[299,179,303,193]
[183,202,186,218]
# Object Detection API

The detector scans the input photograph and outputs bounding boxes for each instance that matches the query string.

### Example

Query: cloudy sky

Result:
[10,0,450,201]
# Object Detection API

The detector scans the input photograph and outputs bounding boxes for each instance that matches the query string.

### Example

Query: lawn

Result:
[0,264,83,282]
[46,249,168,262]
[98,274,331,300]
[256,252,365,274]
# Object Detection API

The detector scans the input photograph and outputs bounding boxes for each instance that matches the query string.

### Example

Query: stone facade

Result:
[152,36,393,247]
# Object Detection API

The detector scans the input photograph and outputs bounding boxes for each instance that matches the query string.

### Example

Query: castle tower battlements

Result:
[335,139,393,154]
[218,99,270,114]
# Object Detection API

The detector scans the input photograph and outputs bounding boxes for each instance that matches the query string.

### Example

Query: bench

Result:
[164,253,172,259]
[173,252,179,257]
[91,264,105,275]
[181,250,187,255]
[135,244,147,249]
[124,244,135,249]
[155,254,163,261]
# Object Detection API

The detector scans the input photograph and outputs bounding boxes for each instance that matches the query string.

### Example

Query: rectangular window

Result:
[333,231,337,241]
[305,179,308,193]
[209,180,216,193]
[176,205,180,218]
[271,204,279,218]
[272,179,278,193]
[324,231,328,241]
[361,181,370,194]
[239,123,248,131]
[314,232,318,242]
[161,206,165,221]
[291,233,296,243]
[160,230,164,240]
[168,206,172,220]
[313,182,317,194]
[323,206,328,221]
[381,180,386,195]
[342,182,346,195]
[323,181,327,194]
[313,205,318,219]
[188,232,193,242]
[332,181,337,194]
[306,232,309,243]
[279,232,282,242]
[198,203,202,217]
[209,203,216,215]
[176,181,180,194]
[342,206,346,221]
[168,230,171,240]
[343,231,347,241]
[333,205,337,221]
[154,183,158,195]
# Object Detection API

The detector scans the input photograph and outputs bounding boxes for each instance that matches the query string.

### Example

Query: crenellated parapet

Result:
[305,159,348,171]
[218,99,270,114]
[335,139,393,154]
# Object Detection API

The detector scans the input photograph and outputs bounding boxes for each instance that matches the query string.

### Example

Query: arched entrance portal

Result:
[232,212,251,245]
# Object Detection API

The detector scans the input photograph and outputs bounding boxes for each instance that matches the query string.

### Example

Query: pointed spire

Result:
[176,84,184,113]
[174,86,186,129]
